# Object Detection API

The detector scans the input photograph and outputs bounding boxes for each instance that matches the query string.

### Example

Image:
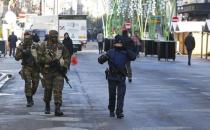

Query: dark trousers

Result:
[9,47,16,57]
[135,45,140,56]
[98,42,103,54]
[108,79,126,114]
[187,50,192,65]
[126,62,132,79]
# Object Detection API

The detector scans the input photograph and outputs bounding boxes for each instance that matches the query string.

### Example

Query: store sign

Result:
[149,16,162,39]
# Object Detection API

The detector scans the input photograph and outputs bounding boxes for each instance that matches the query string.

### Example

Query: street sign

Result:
[172,16,179,22]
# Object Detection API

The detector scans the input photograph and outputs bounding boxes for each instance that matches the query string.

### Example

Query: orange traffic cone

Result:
[71,55,78,65]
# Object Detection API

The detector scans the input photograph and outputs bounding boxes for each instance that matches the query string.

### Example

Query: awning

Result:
[203,20,210,32]
[174,21,205,32]
[170,22,178,32]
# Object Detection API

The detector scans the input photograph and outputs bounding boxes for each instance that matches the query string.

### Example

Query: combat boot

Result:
[31,96,34,105]
[26,96,33,107]
[55,103,64,116]
[116,113,124,119]
[45,102,51,114]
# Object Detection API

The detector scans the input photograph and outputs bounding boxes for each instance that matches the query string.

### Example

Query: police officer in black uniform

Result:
[98,35,136,119]
[121,30,135,82]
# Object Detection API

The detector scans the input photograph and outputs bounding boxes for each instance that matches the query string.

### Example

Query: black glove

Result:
[22,49,31,56]
[61,67,67,74]
[98,54,109,64]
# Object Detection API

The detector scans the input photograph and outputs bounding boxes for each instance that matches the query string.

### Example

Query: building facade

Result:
[41,0,86,16]
[178,0,210,21]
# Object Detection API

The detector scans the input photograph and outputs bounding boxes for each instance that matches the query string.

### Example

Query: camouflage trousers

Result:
[43,72,64,105]
[22,66,39,97]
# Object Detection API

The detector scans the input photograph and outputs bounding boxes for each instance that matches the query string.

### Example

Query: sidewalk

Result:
[0,56,19,89]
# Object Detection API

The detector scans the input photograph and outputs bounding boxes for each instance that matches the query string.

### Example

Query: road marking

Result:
[135,102,171,105]
[166,78,179,80]
[0,93,14,96]
[65,92,83,95]
[177,109,210,112]
[45,117,81,122]
[29,112,54,116]
[192,75,207,78]
[133,127,191,130]
[38,127,88,130]
[201,92,210,97]
[189,87,199,90]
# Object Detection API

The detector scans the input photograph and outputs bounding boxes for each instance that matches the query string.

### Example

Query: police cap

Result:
[114,34,122,44]
[113,34,123,47]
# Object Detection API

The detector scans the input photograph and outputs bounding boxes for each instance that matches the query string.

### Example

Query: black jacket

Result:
[121,35,135,52]
[185,35,195,51]
[8,34,18,48]
[63,38,73,55]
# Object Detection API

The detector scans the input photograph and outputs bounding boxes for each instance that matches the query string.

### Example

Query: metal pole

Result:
[53,0,55,15]
[57,0,58,15]
[206,33,209,59]
[43,0,45,15]
[175,0,177,16]
[201,31,203,58]
[39,0,42,15]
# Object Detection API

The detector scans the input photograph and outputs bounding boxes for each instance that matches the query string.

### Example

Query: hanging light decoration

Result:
[136,0,143,16]
[117,0,124,17]
[106,0,113,15]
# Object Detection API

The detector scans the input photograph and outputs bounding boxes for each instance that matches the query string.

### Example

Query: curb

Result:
[0,73,12,89]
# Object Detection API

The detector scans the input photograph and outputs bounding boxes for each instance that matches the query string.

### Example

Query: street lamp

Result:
[0,0,3,18]
[5,11,17,25]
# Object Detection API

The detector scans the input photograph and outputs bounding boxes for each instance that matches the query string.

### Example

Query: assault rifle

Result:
[49,58,72,89]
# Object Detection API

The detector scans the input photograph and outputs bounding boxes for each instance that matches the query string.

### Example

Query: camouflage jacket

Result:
[38,41,70,73]
[15,42,40,68]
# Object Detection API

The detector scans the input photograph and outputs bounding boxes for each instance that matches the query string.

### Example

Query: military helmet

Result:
[49,30,58,37]
[24,31,31,38]
[48,30,58,44]
[23,31,32,46]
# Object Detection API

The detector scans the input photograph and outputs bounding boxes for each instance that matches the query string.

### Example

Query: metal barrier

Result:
[156,40,176,61]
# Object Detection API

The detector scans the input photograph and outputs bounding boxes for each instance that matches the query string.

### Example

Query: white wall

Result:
[192,32,210,55]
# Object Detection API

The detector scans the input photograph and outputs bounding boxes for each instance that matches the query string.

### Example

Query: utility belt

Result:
[44,60,62,73]
[105,68,127,79]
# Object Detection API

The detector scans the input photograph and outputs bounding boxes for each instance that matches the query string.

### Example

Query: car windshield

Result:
[33,30,46,41]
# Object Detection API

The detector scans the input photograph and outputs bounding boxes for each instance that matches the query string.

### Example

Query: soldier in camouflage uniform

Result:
[38,30,69,116]
[15,32,40,107]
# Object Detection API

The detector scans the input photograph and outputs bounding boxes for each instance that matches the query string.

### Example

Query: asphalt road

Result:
[1,45,210,130]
